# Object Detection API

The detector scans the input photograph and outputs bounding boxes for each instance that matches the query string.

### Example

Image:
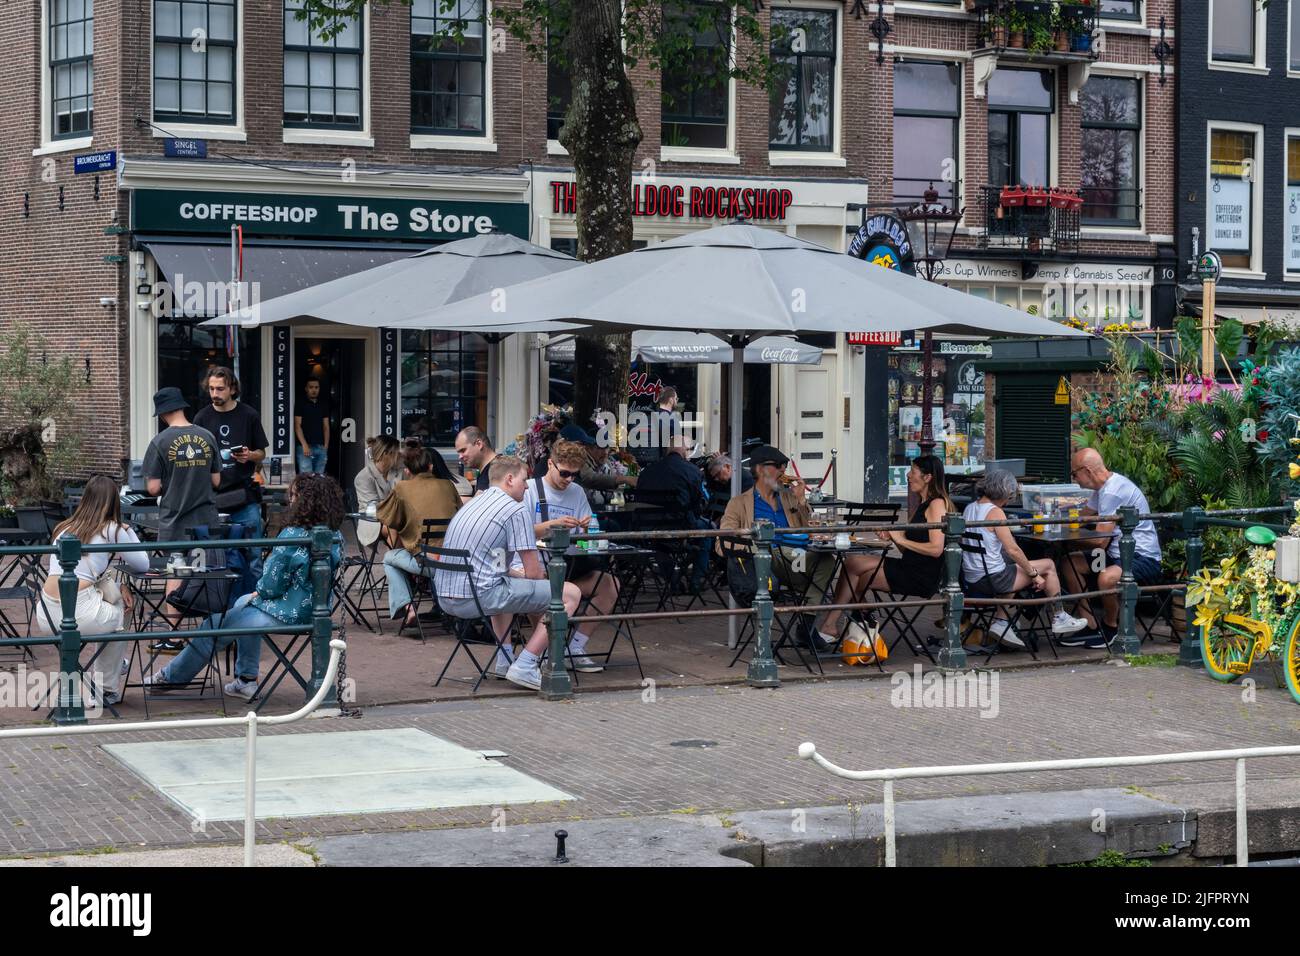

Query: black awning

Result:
[141,240,414,318]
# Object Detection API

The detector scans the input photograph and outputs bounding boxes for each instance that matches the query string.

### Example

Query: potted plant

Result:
[1026,14,1055,57]
[1006,8,1028,48]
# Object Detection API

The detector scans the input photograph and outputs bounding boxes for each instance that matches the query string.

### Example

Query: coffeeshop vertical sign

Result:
[272,327,291,456]
[380,328,398,436]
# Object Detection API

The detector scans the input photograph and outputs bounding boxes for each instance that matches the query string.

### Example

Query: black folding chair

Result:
[397,518,451,642]
[1136,580,1177,644]
[837,502,902,526]
[959,532,1057,661]
[426,544,519,692]
[630,489,713,613]
[721,534,813,672]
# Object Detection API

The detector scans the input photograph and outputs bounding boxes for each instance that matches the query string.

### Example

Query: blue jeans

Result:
[384,548,433,619]
[298,444,327,474]
[158,593,271,684]
[223,501,263,600]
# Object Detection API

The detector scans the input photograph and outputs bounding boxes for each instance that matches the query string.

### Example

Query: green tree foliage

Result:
[0,324,86,505]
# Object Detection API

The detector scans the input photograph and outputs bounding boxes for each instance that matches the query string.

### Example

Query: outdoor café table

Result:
[0,527,45,590]
[338,512,384,630]
[539,540,655,679]
[1010,523,1110,620]
[590,500,665,531]
[785,535,891,672]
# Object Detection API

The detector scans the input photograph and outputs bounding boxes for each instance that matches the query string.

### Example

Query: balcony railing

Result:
[971,0,1100,61]
[978,184,1080,254]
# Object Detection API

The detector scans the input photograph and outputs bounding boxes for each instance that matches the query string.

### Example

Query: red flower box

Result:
[1025,187,1050,208]
[1000,186,1026,207]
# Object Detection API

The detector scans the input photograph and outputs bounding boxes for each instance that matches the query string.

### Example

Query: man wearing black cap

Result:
[719,444,838,651]
[143,387,222,630]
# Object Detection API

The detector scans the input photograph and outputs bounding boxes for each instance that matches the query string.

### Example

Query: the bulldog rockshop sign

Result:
[550,181,794,221]
[847,213,916,275]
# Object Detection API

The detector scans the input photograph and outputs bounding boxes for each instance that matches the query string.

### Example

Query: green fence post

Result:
[307,526,338,706]
[54,535,86,725]
[540,526,574,700]
[1178,506,1206,668]
[747,522,780,687]
[938,513,968,670]
[1115,506,1142,656]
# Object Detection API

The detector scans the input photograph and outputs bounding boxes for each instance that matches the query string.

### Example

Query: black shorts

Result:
[964,566,1019,597]
[1101,551,1163,586]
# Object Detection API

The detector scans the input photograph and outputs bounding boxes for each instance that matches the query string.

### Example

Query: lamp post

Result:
[898,184,964,457]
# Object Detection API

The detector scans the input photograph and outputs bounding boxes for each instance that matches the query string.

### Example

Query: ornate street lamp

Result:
[897,183,964,457]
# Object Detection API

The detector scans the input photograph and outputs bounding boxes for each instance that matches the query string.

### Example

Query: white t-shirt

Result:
[522,475,592,529]
[1087,472,1161,561]
[48,523,151,583]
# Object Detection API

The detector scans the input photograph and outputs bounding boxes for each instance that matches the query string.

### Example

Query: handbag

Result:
[725,551,759,606]
[843,620,888,666]
[94,575,123,607]
[215,486,252,511]
[166,573,237,617]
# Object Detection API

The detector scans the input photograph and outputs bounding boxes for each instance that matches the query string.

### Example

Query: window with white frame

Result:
[1099,0,1139,19]
[51,0,94,138]
[769,8,836,152]
[410,0,486,135]
[893,61,961,205]
[1080,75,1140,225]
[153,0,236,123]
[661,0,731,149]
[546,24,569,141]
[1286,136,1300,273]
[1291,1,1300,72]
[1209,128,1256,269]
[1211,0,1256,63]
[284,0,362,128]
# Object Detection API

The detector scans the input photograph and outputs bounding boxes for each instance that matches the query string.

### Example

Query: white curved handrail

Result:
[0,638,347,866]
[798,739,1300,867]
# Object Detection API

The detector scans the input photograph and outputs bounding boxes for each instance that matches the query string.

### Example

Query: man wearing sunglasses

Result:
[517,439,620,673]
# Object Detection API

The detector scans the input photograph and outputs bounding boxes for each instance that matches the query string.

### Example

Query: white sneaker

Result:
[223,677,258,701]
[1051,611,1089,635]
[492,656,513,679]
[989,618,1025,648]
[505,660,542,691]
[142,671,176,693]
[569,655,605,673]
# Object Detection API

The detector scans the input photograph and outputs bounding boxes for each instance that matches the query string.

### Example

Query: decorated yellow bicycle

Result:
[1186,522,1300,703]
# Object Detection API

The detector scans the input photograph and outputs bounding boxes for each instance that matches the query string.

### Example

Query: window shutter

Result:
[995,374,1071,482]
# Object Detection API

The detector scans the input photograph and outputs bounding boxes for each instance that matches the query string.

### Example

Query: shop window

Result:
[893,61,960,205]
[988,68,1052,189]
[283,0,362,129]
[1209,128,1256,270]
[400,330,488,446]
[1286,137,1300,274]
[411,0,486,135]
[769,8,836,152]
[661,0,731,149]
[1292,1,1300,72]
[1211,0,1256,64]
[153,0,236,123]
[157,320,261,414]
[1080,76,1140,225]
[51,0,94,138]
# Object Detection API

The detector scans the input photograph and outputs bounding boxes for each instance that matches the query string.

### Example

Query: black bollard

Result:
[554,829,569,864]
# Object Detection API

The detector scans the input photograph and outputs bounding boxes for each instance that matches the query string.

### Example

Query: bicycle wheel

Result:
[1201,623,1253,683]
[1283,615,1300,705]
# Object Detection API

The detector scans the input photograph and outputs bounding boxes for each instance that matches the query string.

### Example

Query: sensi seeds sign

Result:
[131,189,528,240]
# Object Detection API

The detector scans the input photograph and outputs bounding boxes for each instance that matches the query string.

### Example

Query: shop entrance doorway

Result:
[294,337,367,491]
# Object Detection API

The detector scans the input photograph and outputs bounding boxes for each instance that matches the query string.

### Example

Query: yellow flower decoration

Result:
[1290,462,1300,480]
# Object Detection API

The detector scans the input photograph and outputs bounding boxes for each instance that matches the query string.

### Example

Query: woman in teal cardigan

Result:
[147,474,345,701]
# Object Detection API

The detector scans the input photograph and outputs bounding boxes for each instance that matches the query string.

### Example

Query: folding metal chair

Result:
[959,532,1057,661]
[397,517,451,642]
[720,534,813,672]
[426,544,519,692]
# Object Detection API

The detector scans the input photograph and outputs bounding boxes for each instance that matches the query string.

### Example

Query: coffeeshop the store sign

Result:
[131,189,529,240]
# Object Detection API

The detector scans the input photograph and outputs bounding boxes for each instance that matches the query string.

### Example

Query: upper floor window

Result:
[1080,76,1140,225]
[893,60,960,205]
[661,0,731,149]
[284,0,362,128]
[1099,0,1139,19]
[1291,1,1300,71]
[987,68,1052,189]
[51,0,94,137]
[153,0,236,123]
[547,26,570,142]
[411,0,485,135]
[1211,0,1256,63]
[769,8,836,152]
[1287,137,1300,273]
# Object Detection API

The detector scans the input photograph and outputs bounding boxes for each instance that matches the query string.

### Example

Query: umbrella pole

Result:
[919,332,936,458]
[487,340,499,444]
[728,344,743,649]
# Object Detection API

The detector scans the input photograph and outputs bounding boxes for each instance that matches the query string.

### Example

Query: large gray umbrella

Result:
[202,231,584,329]
[389,223,1087,497]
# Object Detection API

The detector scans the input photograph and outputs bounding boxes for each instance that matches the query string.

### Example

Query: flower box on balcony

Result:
[1000,186,1026,208]
[1049,188,1083,210]
[1025,187,1050,208]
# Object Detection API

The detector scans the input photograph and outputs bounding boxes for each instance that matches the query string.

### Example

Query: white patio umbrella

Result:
[389,223,1088,497]
[201,231,585,329]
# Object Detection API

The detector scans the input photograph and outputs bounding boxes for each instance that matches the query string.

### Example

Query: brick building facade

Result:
[4,0,1179,498]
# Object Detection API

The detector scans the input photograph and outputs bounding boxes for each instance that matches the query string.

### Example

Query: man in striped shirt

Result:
[435,454,581,690]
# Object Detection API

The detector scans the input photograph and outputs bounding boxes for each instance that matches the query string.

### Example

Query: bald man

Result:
[1059,447,1163,647]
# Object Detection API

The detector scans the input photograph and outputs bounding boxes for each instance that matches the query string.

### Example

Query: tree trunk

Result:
[559,0,641,429]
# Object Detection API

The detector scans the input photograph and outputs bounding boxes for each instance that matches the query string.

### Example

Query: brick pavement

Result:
[2,661,1299,857]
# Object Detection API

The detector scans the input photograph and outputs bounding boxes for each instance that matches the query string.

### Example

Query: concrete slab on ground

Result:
[0,844,313,867]
[102,728,572,823]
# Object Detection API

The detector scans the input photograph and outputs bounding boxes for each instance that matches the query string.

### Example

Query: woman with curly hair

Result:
[146,474,345,701]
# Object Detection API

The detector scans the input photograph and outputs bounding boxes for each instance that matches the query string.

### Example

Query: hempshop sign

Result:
[131,189,529,241]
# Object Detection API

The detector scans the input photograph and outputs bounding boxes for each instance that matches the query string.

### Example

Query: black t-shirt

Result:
[295,398,328,445]
[475,458,494,493]
[142,424,220,531]
[193,402,269,494]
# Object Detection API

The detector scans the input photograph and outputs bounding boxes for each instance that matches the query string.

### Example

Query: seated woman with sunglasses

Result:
[145,474,345,700]
[378,440,462,630]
